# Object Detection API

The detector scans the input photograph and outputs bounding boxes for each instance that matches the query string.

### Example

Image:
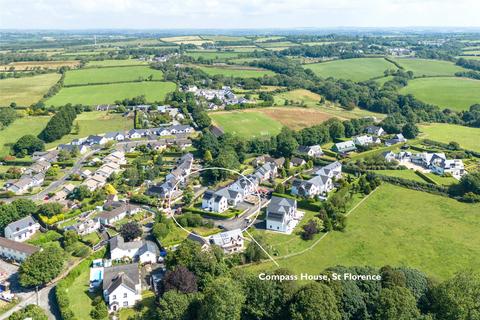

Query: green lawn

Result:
[46,81,176,106]
[375,76,394,85]
[209,111,283,138]
[85,59,148,67]
[196,65,275,78]
[247,184,480,280]
[185,51,241,60]
[273,89,322,107]
[0,73,61,107]
[67,260,97,319]
[64,66,163,86]
[392,58,467,77]
[45,111,132,149]
[424,173,459,186]
[400,77,480,111]
[418,123,480,152]
[304,58,397,82]
[373,170,427,183]
[0,116,50,157]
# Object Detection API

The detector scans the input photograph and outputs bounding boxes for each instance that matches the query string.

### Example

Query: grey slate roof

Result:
[103,263,140,294]
[5,215,38,233]
[267,196,296,222]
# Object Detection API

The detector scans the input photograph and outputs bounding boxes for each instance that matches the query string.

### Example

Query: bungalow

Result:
[210,125,225,138]
[25,160,50,175]
[65,219,100,236]
[32,150,59,162]
[385,133,407,146]
[87,135,108,145]
[353,135,380,146]
[169,125,194,134]
[157,127,172,136]
[210,229,244,254]
[431,158,466,179]
[7,174,44,195]
[4,216,40,242]
[365,126,386,136]
[297,145,324,158]
[202,190,228,213]
[382,151,397,162]
[333,141,357,153]
[0,237,40,262]
[103,263,141,312]
[290,157,306,167]
[127,130,142,139]
[58,144,89,154]
[109,235,159,264]
[96,204,141,225]
[266,196,298,233]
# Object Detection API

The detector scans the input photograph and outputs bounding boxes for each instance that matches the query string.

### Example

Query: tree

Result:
[199,277,245,320]
[244,235,268,263]
[183,187,194,206]
[289,282,341,320]
[12,135,45,156]
[275,183,285,194]
[163,266,198,294]
[0,107,17,129]
[380,265,407,288]
[90,297,108,320]
[8,304,48,320]
[120,222,142,241]
[36,202,63,218]
[157,290,199,320]
[11,199,36,217]
[375,287,420,320]
[204,150,213,162]
[302,218,322,240]
[431,270,480,320]
[276,127,299,158]
[328,121,345,140]
[19,246,65,287]
[401,123,419,139]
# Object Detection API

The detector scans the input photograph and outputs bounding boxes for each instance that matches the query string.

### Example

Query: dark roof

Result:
[5,215,38,233]
[0,237,40,255]
[210,125,225,137]
[103,263,140,294]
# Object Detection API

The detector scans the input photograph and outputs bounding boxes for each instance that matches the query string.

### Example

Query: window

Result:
[123,293,127,298]
[123,301,128,306]
[112,295,116,300]
[277,226,279,230]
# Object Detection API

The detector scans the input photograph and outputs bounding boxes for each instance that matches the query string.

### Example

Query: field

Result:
[248,184,480,280]
[63,66,163,86]
[0,116,50,157]
[210,110,283,138]
[66,261,96,319]
[45,111,133,149]
[258,107,338,130]
[400,77,480,111]
[304,58,396,82]
[85,59,147,67]
[0,73,61,106]
[392,58,467,76]
[196,65,274,78]
[418,123,480,152]
[185,51,241,60]
[373,169,427,183]
[273,89,322,107]
[45,81,176,106]
[0,60,80,71]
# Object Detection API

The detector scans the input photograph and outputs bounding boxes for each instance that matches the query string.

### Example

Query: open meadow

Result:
[400,77,480,111]
[185,51,241,60]
[209,110,283,138]
[63,66,163,85]
[247,184,480,280]
[0,60,80,71]
[418,123,480,152]
[196,65,274,78]
[0,73,61,106]
[0,116,50,157]
[392,58,467,77]
[45,81,176,106]
[85,59,148,67]
[304,58,396,82]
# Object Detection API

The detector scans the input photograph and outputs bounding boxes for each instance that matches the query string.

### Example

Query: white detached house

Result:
[4,216,41,242]
[103,263,141,312]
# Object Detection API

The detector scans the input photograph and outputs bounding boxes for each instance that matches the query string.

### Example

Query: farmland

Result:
[210,110,283,138]
[185,51,241,60]
[418,123,480,152]
[248,184,480,280]
[373,169,427,183]
[273,89,322,107]
[84,59,147,67]
[0,73,61,106]
[304,58,396,82]
[0,116,50,157]
[196,65,275,78]
[400,77,480,111]
[258,107,339,130]
[63,66,163,86]
[392,58,467,76]
[45,81,176,106]
[0,60,80,71]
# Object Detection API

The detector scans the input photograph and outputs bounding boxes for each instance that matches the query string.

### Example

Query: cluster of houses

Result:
[383,151,466,179]
[3,150,59,195]
[117,137,192,153]
[332,126,407,155]
[184,85,249,110]
[146,153,194,199]
[81,151,126,192]
[202,156,283,213]
[0,215,42,262]
[291,161,343,198]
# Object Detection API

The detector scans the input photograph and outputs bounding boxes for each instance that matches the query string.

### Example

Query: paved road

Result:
[207,198,270,231]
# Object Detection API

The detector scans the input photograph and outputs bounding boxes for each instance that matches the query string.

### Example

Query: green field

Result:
[196,65,274,78]
[64,66,163,85]
[185,51,241,60]
[45,111,133,149]
[418,123,480,152]
[46,81,176,106]
[373,169,427,183]
[392,58,467,76]
[375,76,394,85]
[0,116,50,157]
[400,77,480,111]
[85,59,147,67]
[304,58,396,82]
[0,73,61,106]
[67,261,96,319]
[210,111,283,138]
[248,184,480,280]
[424,173,459,186]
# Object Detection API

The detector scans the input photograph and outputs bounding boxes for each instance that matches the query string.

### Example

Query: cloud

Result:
[0,0,479,29]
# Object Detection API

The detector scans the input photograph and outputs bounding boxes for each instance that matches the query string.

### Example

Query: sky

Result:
[0,0,479,30]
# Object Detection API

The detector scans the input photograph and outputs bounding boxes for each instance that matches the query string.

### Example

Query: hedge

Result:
[182,207,238,219]
[414,170,438,185]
